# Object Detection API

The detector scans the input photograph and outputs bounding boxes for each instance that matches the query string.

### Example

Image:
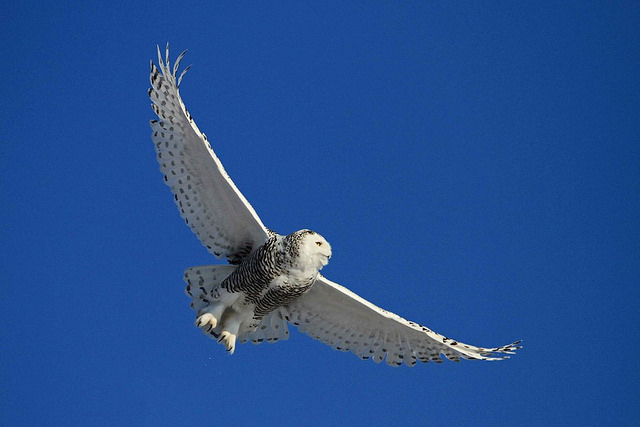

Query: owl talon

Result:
[219,331,237,354]
[195,313,218,329]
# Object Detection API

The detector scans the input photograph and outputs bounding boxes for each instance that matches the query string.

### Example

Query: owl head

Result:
[286,229,332,270]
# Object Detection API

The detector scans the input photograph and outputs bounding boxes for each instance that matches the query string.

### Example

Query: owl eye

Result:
[315,241,323,246]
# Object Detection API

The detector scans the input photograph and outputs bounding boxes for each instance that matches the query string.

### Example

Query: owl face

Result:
[291,229,332,269]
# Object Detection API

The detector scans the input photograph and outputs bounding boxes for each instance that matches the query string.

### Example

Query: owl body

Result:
[187,230,331,353]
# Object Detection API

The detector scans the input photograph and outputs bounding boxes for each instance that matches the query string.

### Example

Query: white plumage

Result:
[149,45,521,366]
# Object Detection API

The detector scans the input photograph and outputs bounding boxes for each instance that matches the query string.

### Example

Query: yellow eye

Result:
[315,241,323,246]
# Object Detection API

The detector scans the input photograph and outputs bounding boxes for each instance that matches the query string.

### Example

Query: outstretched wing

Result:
[286,275,521,367]
[149,45,270,264]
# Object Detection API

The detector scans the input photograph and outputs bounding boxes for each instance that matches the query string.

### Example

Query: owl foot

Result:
[218,331,237,354]
[195,312,218,329]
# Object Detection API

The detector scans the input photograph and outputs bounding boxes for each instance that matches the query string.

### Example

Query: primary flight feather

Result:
[149,45,521,366]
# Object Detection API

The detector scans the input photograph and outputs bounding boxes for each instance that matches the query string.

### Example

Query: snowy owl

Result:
[149,45,521,366]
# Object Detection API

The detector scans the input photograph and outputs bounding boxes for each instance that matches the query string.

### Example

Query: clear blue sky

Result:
[2,2,639,426]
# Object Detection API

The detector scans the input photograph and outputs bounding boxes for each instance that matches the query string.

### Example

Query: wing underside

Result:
[286,275,521,366]
[149,45,270,263]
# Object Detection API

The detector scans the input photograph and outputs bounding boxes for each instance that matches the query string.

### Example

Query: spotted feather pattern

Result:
[239,308,290,345]
[185,265,237,314]
[149,45,270,264]
[286,275,522,367]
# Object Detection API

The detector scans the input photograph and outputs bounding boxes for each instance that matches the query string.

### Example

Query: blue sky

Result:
[2,2,639,426]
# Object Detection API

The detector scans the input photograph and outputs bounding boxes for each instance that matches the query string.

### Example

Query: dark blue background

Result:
[2,2,638,425]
